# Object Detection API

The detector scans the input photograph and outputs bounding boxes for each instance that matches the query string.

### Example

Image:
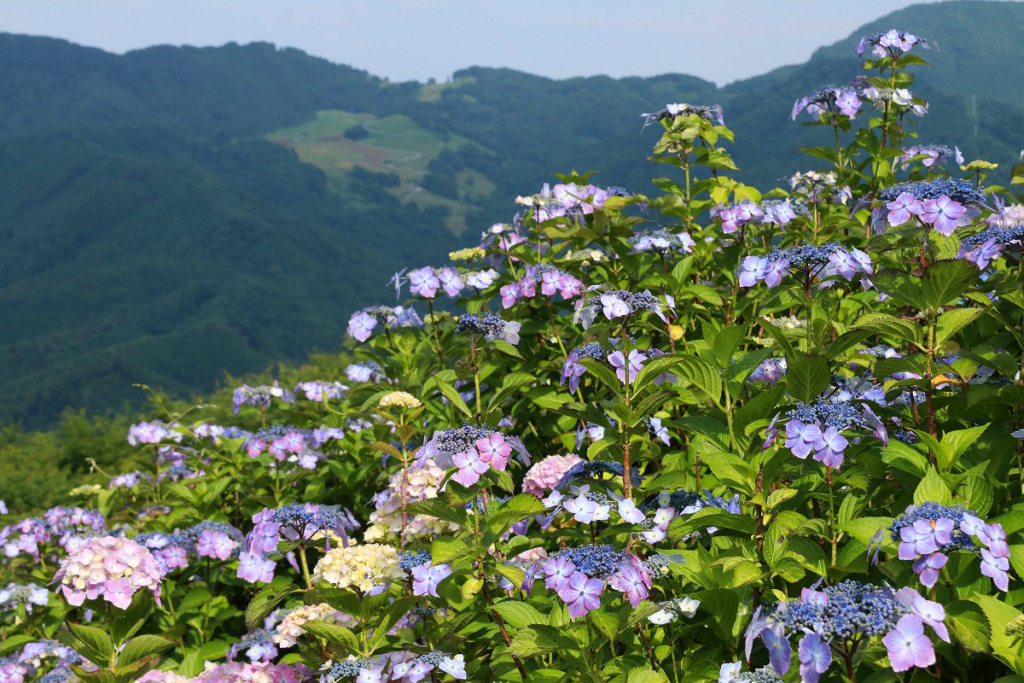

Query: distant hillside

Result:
[2,0,1024,426]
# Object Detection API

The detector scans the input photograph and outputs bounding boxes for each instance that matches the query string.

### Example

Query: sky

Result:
[3,0,937,85]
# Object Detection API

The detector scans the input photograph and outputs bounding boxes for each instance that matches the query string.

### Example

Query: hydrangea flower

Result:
[574,289,666,329]
[887,502,1012,590]
[641,102,724,129]
[454,313,521,345]
[313,543,406,593]
[875,179,984,235]
[608,349,646,384]
[776,399,882,468]
[857,29,928,59]
[792,85,862,120]
[345,361,387,384]
[649,596,701,624]
[738,243,872,289]
[53,536,163,608]
[522,454,584,497]
[411,562,452,598]
[747,581,945,680]
[899,144,963,169]
[231,382,295,414]
[959,224,1024,269]
[631,228,695,254]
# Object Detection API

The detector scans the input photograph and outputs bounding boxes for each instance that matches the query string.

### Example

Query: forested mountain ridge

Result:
[2,0,1023,426]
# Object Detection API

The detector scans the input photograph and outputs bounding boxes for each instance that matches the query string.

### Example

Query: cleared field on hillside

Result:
[267,111,494,235]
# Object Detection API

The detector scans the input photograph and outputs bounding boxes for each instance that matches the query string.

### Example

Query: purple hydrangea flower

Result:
[557,571,604,618]
[883,615,936,672]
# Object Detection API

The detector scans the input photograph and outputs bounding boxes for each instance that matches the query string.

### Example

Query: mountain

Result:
[2,0,1023,426]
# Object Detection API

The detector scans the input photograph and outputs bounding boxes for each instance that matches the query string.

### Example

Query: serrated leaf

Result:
[302,620,361,653]
[853,312,923,346]
[117,635,173,668]
[935,308,985,347]
[921,260,980,311]
[914,467,952,506]
[785,353,830,403]
[432,377,474,418]
[245,584,298,632]
[490,601,548,629]
[946,600,990,652]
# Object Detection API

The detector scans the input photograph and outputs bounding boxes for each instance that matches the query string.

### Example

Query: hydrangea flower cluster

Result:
[312,543,406,593]
[542,547,654,617]
[771,398,885,468]
[322,651,466,682]
[242,425,339,469]
[959,224,1024,269]
[788,171,851,205]
[888,502,1011,589]
[860,86,928,116]
[347,305,423,342]
[640,102,725,128]
[345,361,387,384]
[749,582,947,680]
[0,583,49,613]
[293,380,348,402]
[719,663,783,683]
[1,507,106,560]
[190,661,311,683]
[273,602,353,648]
[422,424,514,487]
[791,85,862,120]
[749,357,787,385]
[899,144,963,169]
[522,454,584,497]
[454,313,522,345]
[631,227,696,254]
[519,182,612,222]
[574,289,666,330]
[649,595,701,624]
[856,29,928,59]
[53,536,163,608]
[231,382,295,414]
[714,200,794,234]
[499,264,583,308]
[365,460,459,543]
[737,243,872,289]
[405,266,465,299]
[876,178,985,235]
[127,420,182,446]
[228,629,278,663]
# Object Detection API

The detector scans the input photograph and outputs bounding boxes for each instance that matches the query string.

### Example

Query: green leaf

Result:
[117,635,173,668]
[246,583,298,632]
[785,353,830,403]
[914,467,952,506]
[757,318,796,358]
[579,358,624,395]
[667,354,722,407]
[65,623,115,667]
[840,517,893,545]
[487,372,536,411]
[302,620,361,653]
[946,600,990,653]
[921,260,980,311]
[626,669,670,683]
[368,597,417,652]
[508,625,580,658]
[853,312,922,346]
[935,308,985,346]
[490,601,548,629]
[110,590,154,645]
[432,376,473,418]
[179,641,228,677]
[431,536,470,565]
[406,499,470,529]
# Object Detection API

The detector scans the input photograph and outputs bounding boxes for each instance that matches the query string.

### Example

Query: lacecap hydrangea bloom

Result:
[886,502,1012,590]
[313,543,406,593]
[52,536,163,608]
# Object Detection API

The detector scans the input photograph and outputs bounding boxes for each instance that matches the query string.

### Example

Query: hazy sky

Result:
[4,0,937,85]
